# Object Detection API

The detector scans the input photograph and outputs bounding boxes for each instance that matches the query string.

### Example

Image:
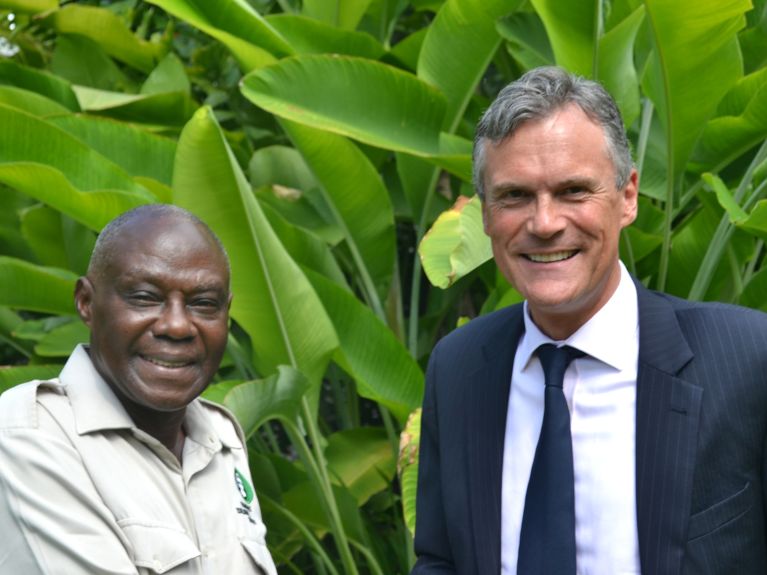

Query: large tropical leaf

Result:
[0,0,55,13]
[0,257,77,315]
[0,365,63,394]
[50,115,176,186]
[266,14,385,59]
[529,0,597,76]
[0,86,72,117]
[418,0,519,131]
[597,6,644,127]
[398,408,421,536]
[174,107,338,384]
[325,427,395,504]
[0,104,151,194]
[0,61,80,111]
[306,269,424,424]
[419,195,492,288]
[281,120,396,296]
[43,4,165,73]
[301,0,373,30]
[241,55,446,157]
[146,0,293,70]
[692,68,767,171]
[72,86,197,127]
[213,367,311,438]
[642,0,750,177]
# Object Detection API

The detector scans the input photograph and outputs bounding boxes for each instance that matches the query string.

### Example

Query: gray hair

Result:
[88,204,230,279]
[473,66,633,200]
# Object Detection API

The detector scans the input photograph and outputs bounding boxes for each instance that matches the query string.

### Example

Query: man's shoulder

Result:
[195,397,248,449]
[0,378,67,431]
[646,288,767,328]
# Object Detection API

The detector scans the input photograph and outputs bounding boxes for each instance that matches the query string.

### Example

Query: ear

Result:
[74,277,95,328]
[620,169,639,229]
[482,199,491,236]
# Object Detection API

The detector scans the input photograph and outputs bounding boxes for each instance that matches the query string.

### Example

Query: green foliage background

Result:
[1,0,766,573]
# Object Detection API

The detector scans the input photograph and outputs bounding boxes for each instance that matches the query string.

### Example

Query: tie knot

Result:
[537,343,584,389]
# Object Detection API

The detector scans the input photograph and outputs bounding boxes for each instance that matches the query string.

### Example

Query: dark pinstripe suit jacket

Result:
[412,282,767,574]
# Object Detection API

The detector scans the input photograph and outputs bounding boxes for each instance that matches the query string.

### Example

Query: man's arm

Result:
[0,400,138,574]
[411,346,457,574]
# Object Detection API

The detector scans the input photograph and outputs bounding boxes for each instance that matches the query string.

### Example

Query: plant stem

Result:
[299,400,360,575]
[264,495,341,575]
[407,170,441,356]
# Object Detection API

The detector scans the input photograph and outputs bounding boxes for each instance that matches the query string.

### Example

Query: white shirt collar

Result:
[517,262,639,372]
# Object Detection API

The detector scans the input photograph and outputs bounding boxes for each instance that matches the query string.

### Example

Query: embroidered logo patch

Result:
[234,468,255,505]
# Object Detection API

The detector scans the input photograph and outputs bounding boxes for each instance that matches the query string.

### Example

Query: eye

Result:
[126,291,160,305]
[189,297,223,315]
[561,186,589,198]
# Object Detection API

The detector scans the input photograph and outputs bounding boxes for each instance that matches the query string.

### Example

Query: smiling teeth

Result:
[144,357,189,368]
[527,251,576,263]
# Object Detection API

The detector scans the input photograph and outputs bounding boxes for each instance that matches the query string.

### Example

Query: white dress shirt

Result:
[501,262,641,574]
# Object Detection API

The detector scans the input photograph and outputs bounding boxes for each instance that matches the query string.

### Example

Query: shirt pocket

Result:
[241,537,278,575]
[687,481,753,542]
[120,520,201,573]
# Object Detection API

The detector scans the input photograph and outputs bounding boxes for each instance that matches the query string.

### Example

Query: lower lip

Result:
[139,356,195,371]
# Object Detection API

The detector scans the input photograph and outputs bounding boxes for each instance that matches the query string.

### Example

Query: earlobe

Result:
[621,169,639,227]
[74,277,94,327]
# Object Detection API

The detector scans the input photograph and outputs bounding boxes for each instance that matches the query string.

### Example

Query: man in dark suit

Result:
[412,66,767,574]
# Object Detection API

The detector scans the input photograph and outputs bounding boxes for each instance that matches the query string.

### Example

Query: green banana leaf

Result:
[0,365,64,394]
[261,203,348,287]
[692,68,767,171]
[0,86,72,117]
[281,120,396,296]
[35,320,90,357]
[398,408,421,536]
[146,0,292,70]
[305,269,424,424]
[50,115,176,186]
[241,54,446,157]
[597,6,644,127]
[174,107,338,385]
[215,367,311,438]
[141,53,190,95]
[72,86,197,127]
[0,0,55,13]
[418,0,519,131]
[0,61,80,111]
[266,14,385,59]
[497,12,555,71]
[419,195,492,288]
[325,427,395,504]
[0,103,153,194]
[0,257,77,315]
[642,0,750,177]
[301,0,373,30]
[44,4,166,73]
[530,0,597,76]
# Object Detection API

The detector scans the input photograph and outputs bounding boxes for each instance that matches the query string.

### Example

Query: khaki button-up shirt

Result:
[0,345,277,575]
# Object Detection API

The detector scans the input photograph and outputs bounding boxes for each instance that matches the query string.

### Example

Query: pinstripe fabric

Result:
[412,281,767,575]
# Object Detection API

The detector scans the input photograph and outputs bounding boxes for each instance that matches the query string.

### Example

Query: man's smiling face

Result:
[481,104,638,339]
[75,214,231,414]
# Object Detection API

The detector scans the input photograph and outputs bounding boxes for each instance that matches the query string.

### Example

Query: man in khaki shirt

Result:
[0,205,277,574]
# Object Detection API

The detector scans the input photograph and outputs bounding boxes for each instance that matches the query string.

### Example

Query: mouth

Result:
[524,250,578,263]
[139,355,194,369]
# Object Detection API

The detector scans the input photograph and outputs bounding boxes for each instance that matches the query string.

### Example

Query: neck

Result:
[127,406,187,462]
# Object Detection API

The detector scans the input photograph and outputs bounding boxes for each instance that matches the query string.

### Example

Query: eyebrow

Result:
[488,176,600,198]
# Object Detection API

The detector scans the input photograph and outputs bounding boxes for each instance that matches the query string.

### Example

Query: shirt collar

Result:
[62,345,240,449]
[518,262,639,372]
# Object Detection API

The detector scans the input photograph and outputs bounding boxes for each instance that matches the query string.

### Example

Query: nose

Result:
[153,298,196,340]
[527,195,565,238]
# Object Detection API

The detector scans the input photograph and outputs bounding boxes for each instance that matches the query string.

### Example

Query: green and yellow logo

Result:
[234,468,254,505]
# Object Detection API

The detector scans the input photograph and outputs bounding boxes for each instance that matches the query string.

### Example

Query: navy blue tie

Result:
[517,344,585,574]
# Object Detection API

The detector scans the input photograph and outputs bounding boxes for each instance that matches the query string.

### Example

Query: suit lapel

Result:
[466,305,525,575]
[635,284,703,575]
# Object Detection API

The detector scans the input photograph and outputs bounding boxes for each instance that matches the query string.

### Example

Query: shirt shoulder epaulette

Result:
[0,379,65,430]
[196,397,247,449]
